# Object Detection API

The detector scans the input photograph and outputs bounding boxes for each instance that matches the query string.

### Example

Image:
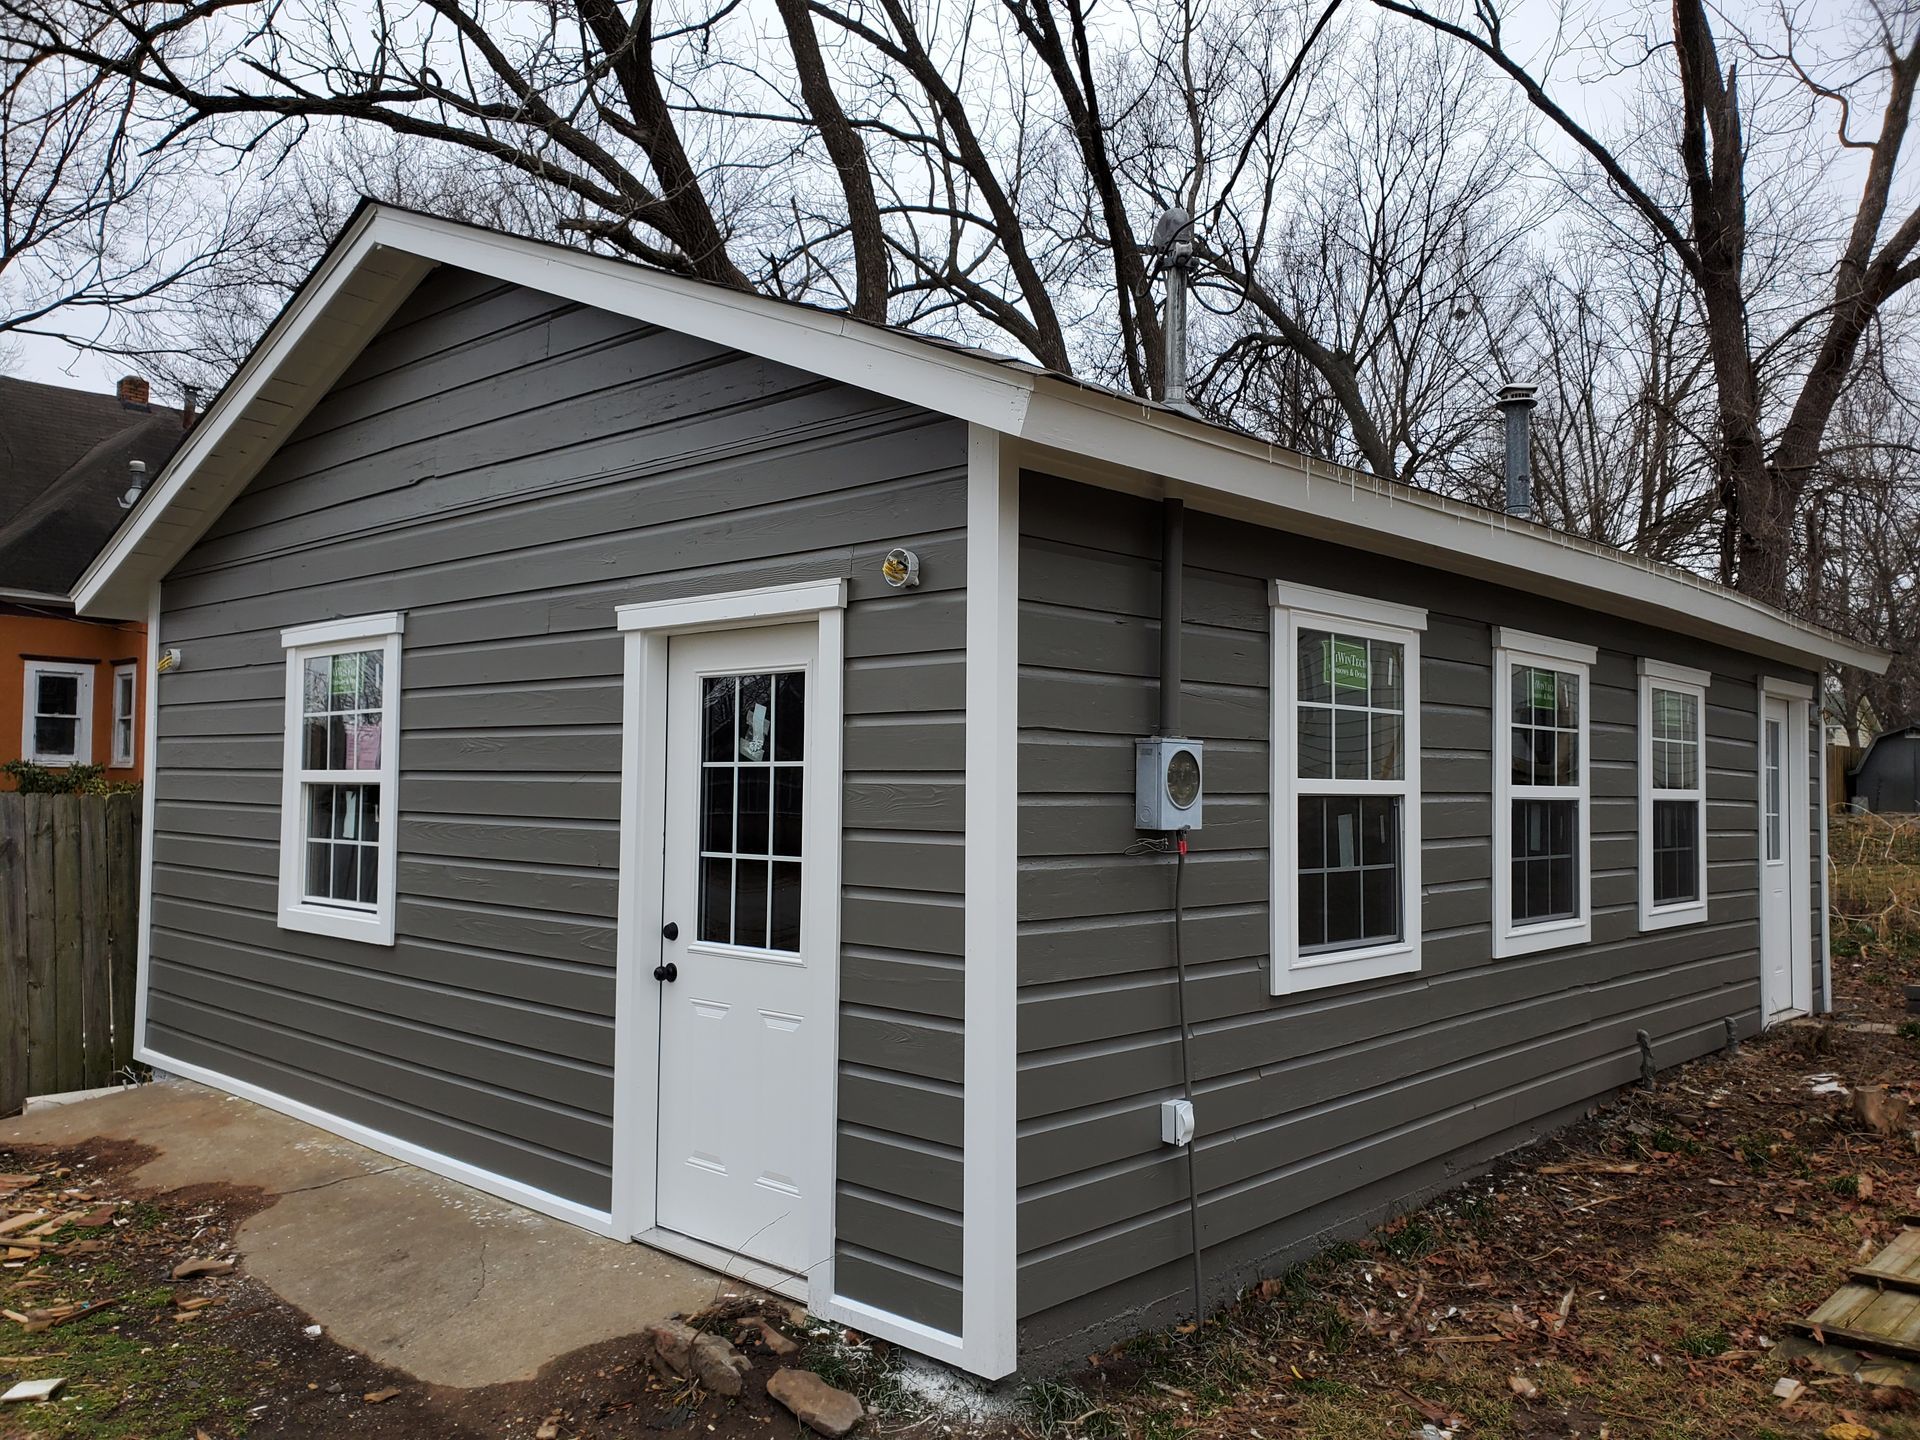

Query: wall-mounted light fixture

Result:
[881,548,920,590]
[156,647,182,673]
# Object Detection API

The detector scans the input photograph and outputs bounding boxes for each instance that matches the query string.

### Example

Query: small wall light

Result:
[881,548,920,590]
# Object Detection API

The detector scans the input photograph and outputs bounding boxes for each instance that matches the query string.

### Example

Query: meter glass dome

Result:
[1165,749,1201,809]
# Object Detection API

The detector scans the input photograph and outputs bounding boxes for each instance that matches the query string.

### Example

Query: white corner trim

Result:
[1268,590,1425,996]
[1269,580,1429,633]
[137,1047,619,1236]
[819,1295,968,1368]
[280,612,405,649]
[1818,721,1834,1016]
[955,424,1019,1379]
[1760,675,1816,701]
[1636,670,1710,933]
[615,579,846,633]
[131,583,161,1059]
[1493,628,1598,668]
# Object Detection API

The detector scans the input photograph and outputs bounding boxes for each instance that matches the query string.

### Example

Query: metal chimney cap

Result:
[1495,382,1539,408]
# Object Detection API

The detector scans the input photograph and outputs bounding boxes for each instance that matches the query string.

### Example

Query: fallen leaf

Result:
[1775,1377,1806,1403]
[536,1414,563,1440]
[363,1387,401,1404]
[1508,1374,1539,1398]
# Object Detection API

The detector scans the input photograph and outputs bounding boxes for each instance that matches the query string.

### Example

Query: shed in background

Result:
[1851,727,1920,814]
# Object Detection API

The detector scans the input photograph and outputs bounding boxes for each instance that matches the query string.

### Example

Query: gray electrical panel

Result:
[1135,737,1205,831]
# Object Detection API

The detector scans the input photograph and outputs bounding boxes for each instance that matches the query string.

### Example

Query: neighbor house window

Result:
[277,613,403,944]
[1492,629,1595,958]
[1270,582,1426,995]
[22,661,92,765]
[1637,659,1711,930]
[111,664,137,769]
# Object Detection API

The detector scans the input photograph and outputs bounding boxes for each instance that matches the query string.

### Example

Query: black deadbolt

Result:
[661,921,680,940]
[653,962,678,983]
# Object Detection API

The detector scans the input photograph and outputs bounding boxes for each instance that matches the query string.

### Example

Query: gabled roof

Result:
[73,201,1890,675]
[1850,725,1920,775]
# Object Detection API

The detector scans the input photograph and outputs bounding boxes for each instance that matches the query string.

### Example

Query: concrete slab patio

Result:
[0,1078,755,1388]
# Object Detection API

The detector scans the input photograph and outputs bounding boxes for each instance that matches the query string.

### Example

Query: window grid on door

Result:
[698,670,805,953]
[1765,718,1784,863]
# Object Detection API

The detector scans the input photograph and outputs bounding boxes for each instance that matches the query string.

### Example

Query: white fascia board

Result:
[72,208,433,620]
[1011,391,1889,675]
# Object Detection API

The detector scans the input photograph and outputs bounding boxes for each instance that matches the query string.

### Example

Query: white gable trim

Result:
[72,205,1889,676]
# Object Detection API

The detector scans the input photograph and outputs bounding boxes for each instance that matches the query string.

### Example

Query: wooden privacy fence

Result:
[0,793,141,1116]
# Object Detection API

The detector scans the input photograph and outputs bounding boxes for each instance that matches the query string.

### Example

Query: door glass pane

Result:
[696,668,805,953]
[1765,719,1784,862]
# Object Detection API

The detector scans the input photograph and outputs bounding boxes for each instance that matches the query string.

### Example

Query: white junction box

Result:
[1135,737,1205,831]
[1161,1097,1195,1147]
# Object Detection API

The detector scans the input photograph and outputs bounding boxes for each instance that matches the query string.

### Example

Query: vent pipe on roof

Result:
[182,385,200,431]
[1148,206,1199,416]
[118,459,147,511]
[1496,383,1538,521]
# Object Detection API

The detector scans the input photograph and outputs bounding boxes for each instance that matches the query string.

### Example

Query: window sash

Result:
[277,618,402,945]
[1492,641,1591,957]
[23,663,91,764]
[1271,596,1425,995]
[1637,669,1709,928]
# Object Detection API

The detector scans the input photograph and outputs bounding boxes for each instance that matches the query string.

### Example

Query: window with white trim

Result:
[1271,582,1426,995]
[1637,659,1710,930]
[277,613,403,944]
[1492,629,1595,957]
[110,664,137,768]
[22,661,93,765]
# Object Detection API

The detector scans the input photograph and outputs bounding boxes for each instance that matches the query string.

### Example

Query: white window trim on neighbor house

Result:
[1637,659,1713,931]
[111,663,137,768]
[1269,581,1427,995]
[276,612,404,945]
[22,660,93,765]
[1492,629,1596,959]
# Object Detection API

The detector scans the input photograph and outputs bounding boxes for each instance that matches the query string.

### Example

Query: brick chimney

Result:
[117,375,150,410]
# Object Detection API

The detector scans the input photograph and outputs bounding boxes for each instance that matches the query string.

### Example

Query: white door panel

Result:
[1758,693,1812,1020]
[654,624,818,1274]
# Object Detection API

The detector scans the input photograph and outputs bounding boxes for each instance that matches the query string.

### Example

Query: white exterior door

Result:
[1759,694,1810,1018]
[654,624,821,1274]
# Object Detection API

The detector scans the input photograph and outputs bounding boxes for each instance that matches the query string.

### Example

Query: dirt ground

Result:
[6,815,1920,1439]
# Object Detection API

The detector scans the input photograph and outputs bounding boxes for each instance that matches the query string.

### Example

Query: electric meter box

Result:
[1135,737,1205,832]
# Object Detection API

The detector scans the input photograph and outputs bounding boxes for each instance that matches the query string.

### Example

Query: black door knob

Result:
[661,921,680,940]
[653,962,678,982]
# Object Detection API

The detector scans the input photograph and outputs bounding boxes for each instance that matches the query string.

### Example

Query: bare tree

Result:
[1373,0,1920,604]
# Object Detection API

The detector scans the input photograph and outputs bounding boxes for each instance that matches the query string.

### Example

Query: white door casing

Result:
[1758,682,1814,1020]
[654,625,818,1275]
[610,580,845,1305]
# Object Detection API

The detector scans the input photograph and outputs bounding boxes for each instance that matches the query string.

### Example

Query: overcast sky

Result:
[4,0,1850,397]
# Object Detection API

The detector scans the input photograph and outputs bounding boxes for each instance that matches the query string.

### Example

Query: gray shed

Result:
[73,202,1889,1380]
[1851,726,1920,813]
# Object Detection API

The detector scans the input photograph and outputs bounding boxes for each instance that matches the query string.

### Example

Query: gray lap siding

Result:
[1015,472,1814,1362]
[146,267,966,1328]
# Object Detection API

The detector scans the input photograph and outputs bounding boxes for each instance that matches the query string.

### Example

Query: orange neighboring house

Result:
[0,374,191,787]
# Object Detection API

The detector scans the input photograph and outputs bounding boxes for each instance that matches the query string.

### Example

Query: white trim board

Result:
[72,204,1889,679]
[137,1047,619,1235]
[960,426,1021,1379]
[1756,682,1816,1021]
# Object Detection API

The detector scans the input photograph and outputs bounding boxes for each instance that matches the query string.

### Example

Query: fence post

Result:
[107,793,139,1074]
[0,797,25,1116]
[24,794,56,1097]
[79,798,112,1088]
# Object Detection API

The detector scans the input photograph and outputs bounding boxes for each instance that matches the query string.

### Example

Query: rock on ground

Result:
[767,1367,864,1436]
